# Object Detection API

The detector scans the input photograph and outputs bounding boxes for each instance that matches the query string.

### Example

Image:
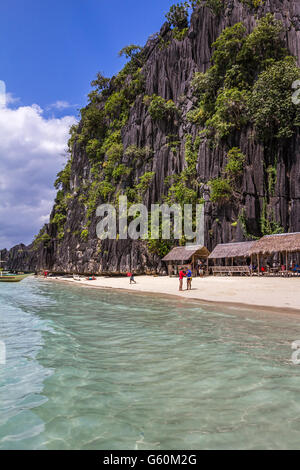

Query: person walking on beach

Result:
[128,271,136,284]
[179,268,186,291]
[186,268,192,290]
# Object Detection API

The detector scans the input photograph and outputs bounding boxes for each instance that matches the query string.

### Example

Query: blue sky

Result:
[0,0,175,249]
[1,0,175,115]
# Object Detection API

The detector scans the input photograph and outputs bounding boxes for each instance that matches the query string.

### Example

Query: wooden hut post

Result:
[286,251,288,276]
[251,254,253,276]
[257,254,260,276]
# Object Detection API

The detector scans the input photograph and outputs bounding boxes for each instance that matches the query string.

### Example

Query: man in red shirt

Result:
[179,268,186,291]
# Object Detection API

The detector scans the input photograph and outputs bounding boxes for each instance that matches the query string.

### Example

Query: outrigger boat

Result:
[0,254,33,282]
[0,273,33,282]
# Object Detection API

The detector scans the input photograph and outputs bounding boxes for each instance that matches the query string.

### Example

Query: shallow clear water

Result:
[1,278,300,449]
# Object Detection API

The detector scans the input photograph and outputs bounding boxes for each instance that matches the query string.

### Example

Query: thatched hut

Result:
[250,232,300,272]
[209,241,257,262]
[162,245,210,276]
[250,232,300,255]
[208,241,257,275]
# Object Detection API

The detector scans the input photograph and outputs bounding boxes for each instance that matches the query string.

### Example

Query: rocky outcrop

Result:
[3,0,300,274]
[4,245,37,273]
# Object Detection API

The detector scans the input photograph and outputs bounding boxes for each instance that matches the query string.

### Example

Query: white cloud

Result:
[0,82,20,108]
[0,81,6,108]
[47,100,77,110]
[5,92,20,106]
[0,99,77,249]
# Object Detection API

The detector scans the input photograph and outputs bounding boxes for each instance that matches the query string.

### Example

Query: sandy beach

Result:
[47,275,300,312]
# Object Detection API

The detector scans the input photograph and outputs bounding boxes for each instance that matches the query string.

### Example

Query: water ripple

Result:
[1,278,300,449]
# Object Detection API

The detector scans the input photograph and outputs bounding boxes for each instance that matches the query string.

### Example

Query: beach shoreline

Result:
[44,275,300,315]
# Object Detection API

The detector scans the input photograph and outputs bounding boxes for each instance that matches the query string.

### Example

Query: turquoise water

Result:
[1,278,300,450]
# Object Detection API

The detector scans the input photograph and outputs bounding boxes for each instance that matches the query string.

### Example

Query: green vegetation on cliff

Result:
[208,147,246,204]
[33,229,51,249]
[188,12,300,236]
[189,13,293,141]
[143,95,179,121]
[47,7,299,250]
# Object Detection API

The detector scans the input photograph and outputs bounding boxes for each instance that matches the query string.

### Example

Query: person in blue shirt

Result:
[186,268,192,290]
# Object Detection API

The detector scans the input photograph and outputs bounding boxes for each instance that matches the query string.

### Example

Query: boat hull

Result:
[0,274,33,283]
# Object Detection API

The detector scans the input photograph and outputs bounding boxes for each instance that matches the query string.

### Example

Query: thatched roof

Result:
[162,245,210,262]
[250,232,300,255]
[209,241,256,260]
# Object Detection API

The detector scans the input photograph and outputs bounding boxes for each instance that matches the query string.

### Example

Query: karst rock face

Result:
[4,0,300,274]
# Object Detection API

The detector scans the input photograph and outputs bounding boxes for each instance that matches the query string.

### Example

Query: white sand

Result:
[47,275,300,312]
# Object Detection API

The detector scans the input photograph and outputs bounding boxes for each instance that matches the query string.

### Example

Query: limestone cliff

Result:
[3,0,300,274]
